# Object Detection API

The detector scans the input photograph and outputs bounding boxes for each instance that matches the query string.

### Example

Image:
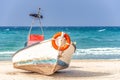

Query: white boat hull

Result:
[12,39,76,75]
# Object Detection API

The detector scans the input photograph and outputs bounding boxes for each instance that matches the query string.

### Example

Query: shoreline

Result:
[0,60,120,80]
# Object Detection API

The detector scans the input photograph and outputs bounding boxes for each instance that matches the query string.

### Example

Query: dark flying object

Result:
[29,13,43,19]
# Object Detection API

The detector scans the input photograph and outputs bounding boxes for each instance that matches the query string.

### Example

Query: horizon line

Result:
[0,26,120,27]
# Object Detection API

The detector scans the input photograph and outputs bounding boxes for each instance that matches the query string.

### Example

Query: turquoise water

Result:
[0,26,120,60]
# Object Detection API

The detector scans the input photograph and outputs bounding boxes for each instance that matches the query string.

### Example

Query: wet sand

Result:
[0,60,120,80]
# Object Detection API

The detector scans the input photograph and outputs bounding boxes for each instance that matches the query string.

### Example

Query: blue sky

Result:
[0,0,120,26]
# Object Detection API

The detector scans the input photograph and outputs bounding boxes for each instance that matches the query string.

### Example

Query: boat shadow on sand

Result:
[52,69,111,77]
[7,66,111,78]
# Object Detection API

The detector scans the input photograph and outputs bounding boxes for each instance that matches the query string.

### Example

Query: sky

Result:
[0,0,120,26]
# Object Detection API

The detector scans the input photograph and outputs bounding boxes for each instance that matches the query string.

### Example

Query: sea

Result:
[0,26,120,60]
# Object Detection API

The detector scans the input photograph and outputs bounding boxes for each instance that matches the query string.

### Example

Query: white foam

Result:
[5,28,10,31]
[98,29,106,32]
[0,51,15,55]
[74,48,120,55]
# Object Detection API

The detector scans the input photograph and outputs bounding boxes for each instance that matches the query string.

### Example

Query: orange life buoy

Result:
[52,32,71,51]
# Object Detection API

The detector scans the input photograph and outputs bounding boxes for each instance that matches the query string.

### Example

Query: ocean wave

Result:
[0,48,120,60]
[0,51,15,54]
[98,29,106,32]
[73,48,120,59]
[5,28,10,31]
[75,48,120,55]
[0,51,15,60]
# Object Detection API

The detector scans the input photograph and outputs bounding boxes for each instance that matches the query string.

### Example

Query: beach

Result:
[0,60,120,80]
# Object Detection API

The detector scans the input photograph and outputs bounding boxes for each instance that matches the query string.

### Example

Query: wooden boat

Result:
[12,8,76,75]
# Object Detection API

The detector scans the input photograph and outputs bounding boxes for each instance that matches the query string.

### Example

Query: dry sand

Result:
[0,60,120,80]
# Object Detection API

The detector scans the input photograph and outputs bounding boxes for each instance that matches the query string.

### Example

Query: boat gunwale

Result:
[12,39,52,57]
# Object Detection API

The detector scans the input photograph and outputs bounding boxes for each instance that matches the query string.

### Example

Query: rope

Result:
[38,18,44,35]
[57,32,65,57]
[27,19,35,40]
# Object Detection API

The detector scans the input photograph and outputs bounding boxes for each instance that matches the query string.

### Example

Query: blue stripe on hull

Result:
[57,60,69,67]
[16,59,69,67]
[17,59,57,65]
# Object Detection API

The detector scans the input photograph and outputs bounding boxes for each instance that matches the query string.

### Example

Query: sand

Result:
[0,60,120,80]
